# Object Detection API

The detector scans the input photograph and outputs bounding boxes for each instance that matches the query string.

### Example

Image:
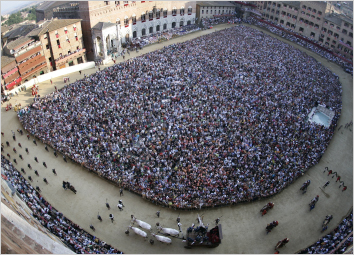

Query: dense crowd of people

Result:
[1,155,123,254]
[18,25,342,209]
[245,16,353,67]
[298,212,353,254]
[200,16,242,28]
[128,24,201,50]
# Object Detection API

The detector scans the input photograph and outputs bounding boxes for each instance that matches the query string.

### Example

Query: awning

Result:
[6,77,22,90]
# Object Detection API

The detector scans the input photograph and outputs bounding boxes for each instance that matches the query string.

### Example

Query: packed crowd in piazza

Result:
[18,25,342,209]
[298,212,353,254]
[1,155,123,254]
[245,17,352,67]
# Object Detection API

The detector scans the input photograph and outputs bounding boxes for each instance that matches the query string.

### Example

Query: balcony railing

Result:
[55,48,86,66]
[14,41,41,58]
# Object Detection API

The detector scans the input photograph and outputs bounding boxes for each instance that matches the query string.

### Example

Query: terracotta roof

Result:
[5,36,34,51]
[92,22,116,30]
[1,55,16,68]
[34,19,82,36]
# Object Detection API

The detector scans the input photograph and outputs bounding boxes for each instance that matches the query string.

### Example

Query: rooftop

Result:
[1,55,16,68]
[196,1,236,7]
[36,1,75,12]
[28,19,82,36]
[285,1,300,9]
[5,36,34,51]
[3,24,36,40]
[324,14,343,26]
[92,22,117,30]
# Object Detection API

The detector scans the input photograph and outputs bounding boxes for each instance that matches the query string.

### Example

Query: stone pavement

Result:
[1,23,352,254]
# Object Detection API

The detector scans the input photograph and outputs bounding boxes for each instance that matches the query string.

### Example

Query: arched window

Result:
[149,10,153,20]
[141,12,146,22]
[124,16,129,27]
[163,8,168,18]
[188,6,192,15]
[116,18,121,25]
[180,6,184,15]
[172,7,177,16]
[156,9,160,19]
[132,14,136,25]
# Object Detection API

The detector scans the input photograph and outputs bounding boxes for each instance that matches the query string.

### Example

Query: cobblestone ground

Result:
[1,23,352,254]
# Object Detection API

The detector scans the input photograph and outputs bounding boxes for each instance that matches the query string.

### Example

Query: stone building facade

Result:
[253,1,353,60]
[195,1,236,21]
[29,19,87,71]
[77,1,197,61]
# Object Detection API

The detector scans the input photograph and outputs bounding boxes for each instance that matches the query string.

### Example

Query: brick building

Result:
[77,1,197,61]
[1,55,21,91]
[36,1,78,22]
[253,1,353,60]
[28,19,86,71]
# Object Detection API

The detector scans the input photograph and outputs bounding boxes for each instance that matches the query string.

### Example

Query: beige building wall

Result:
[40,20,85,71]
[78,1,196,61]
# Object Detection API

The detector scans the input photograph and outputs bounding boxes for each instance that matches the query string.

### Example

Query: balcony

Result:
[15,45,42,63]
[21,62,47,80]
[18,54,43,70]
[14,41,41,58]
[55,48,86,66]
[19,56,46,74]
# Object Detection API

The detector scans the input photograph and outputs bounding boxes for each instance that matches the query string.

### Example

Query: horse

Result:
[275,238,289,250]
[131,215,152,231]
[128,225,148,239]
[156,223,179,237]
[151,233,172,244]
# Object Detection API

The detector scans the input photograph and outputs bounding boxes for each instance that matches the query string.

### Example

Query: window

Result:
[281,11,286,15]
[132,14,136,24]
[322,27,327,32]
[306,13,310,17]
[332,40,336,44]
[104,1,109,5]
[276,11,279,15]
[163,23,167,30]
[328,30,333,35]
[46,44,49,50]
[342,29,347,35]
[64,27,68,34]
[324,21,328,25]
[312,9,316,13]
[318,11,322,15]
[274,17,278,22]
[202,10,204,14]
[310,32,315,37]
[311,15,315,18]
[115,1,120,6]
[316,17,320,21]
[287,13,291,17]
[307,7,311,11]
[56,39,60,45]
[283,4,287,7]
[309,22,314,26]
[294,8,298,11]
[289,6,292,10]
[319,38,323,42]
[124,17,129,26]
[180,7,184,15]
[302,5,306,9]
[286,22,290,26]
[141,13,146,22]
[206,10,208,14]
[344,23,349,27]
[314,24,319,29]
[336,26,340,30]
[299,27,304,32]
[149,11,153,20]
[156,10,160,19]
[271,9,274,13]
[172,7,177,16]
[292,15,297,19]
[73,24,77,31]
[327,37,330,41]
[301,11,305,15]
[188,6,192,15]
[334,33,339,38]
[163,9,167,17]
[116,18,121,25]
[123,1,128,6]
[280,19,284,24]
[349,32,353,37]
